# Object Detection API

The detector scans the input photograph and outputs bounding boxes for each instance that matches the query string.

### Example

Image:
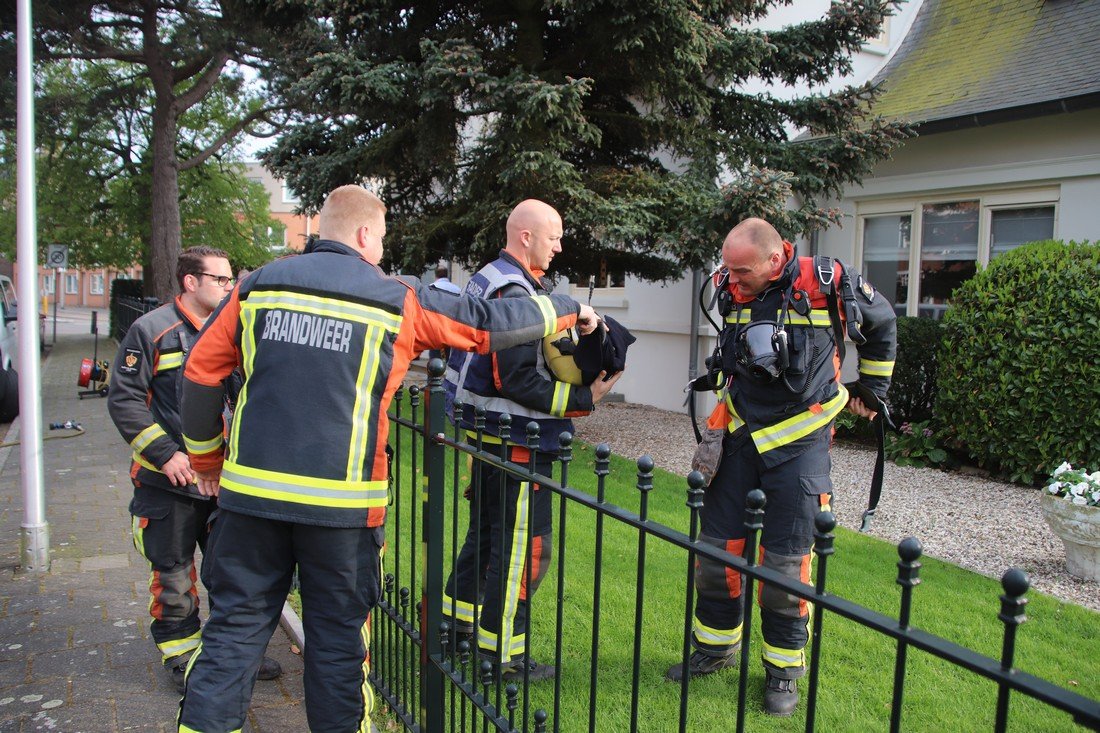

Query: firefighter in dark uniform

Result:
[442,200,621,681]
[177,186,600,733]
[107,246,281,691]
[666,218,895,717]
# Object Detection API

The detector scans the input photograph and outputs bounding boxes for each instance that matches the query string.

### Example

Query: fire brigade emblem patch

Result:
[119,348,141,375]
[858,276,875,303]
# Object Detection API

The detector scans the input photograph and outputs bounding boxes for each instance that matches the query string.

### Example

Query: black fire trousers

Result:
[692,427,833,680]
[129,486,213,665]
[443,447,553,664]
[177,508,383,733]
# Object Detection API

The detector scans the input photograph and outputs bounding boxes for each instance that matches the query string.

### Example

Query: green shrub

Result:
[887,316,940,424]
[885,420,953,469]
[936,240,1100,484]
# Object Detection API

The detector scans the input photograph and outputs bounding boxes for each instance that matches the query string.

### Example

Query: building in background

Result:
[814,0,1100,319]
[243,162,314,252]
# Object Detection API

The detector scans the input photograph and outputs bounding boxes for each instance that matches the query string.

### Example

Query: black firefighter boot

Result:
[665,645,739,682]
[763,669,799,717]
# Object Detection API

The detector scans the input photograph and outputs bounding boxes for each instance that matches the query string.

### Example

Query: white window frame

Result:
[89,273,105,296]
[64,273,79,295]
[42,274,55,294]
[281,182,300,205]
[856,186,1058,317]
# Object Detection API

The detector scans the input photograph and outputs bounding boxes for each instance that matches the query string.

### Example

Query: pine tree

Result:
[262,0,911,281]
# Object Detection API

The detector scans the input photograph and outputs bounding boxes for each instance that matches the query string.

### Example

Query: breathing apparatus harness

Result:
[687,254,895,532]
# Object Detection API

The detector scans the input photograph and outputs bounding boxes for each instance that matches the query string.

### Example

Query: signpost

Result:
[46,244,67,346]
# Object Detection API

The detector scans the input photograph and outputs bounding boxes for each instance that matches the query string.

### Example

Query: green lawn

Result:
[378,411,1099,732]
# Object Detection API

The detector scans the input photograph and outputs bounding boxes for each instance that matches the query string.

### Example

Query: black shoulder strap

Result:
[818,256,847,368]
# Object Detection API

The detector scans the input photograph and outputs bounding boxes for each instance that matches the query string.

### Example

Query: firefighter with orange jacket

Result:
[177,185,600,733]
[107,246,282,692]
[666,218,895,717]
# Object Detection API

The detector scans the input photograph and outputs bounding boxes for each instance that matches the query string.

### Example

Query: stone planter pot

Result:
[1041,493,1100,582]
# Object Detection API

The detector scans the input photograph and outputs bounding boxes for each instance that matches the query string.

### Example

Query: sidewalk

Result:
[0,332,308,732]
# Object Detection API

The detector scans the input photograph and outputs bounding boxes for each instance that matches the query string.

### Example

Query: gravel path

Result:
[574,401,1099,613]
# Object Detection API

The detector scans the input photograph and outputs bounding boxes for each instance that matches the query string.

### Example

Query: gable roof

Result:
[871,0,1100,133]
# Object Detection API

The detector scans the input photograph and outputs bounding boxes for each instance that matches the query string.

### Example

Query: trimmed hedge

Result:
[887,316,940,425]
[936,240,1100,484]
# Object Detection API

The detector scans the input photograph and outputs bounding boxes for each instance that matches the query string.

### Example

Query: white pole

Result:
[17,0,49,572]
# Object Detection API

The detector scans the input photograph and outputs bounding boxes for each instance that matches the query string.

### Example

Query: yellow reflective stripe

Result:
[762,642,805,669]
[494,480,531,664]
[183,433,223,456]
[789,311,832,327]
[723,309,831,327]
[477,627,527,660]
[155,351,183,373]
[751,385,849,454]
[221,461,388,509]
[347,325,385,481]
[133,452,164,474]
[131,516,146,558]
[550,381,570,417]
[232,307,259,461]
[158,630,201,662]
[858,358,895,377]
[130,423,167,453]
[443,594,478,624]
[244,290,402,333]
[693,618,743,647]
[464,430,518,446]
[359,618,374,731]
[724,395,747,433]
[532,295,558,337]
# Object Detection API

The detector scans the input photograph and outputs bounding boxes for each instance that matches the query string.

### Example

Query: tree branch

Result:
[175,49,231,113]
[179,104,286,171]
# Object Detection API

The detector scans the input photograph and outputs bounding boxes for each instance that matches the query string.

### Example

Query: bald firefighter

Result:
[667,219,895,717]
[442,200,621,681]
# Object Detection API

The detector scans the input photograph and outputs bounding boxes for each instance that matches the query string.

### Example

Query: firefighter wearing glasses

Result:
[666,219,895,717]
[108,247,286,691]
[177,186,600,733]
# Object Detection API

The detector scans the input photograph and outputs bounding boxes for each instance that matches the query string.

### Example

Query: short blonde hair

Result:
[318,185,386,245]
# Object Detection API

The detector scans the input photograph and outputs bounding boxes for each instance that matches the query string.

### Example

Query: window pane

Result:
[919,201,978,319]
[991,206,1054,258]
[862,215,911,316]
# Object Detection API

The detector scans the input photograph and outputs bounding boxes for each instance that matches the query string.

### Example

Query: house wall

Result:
[816,108,1100,264]
[243,162,313,251]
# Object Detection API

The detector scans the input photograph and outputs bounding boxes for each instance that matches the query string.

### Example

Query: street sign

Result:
[46,243,68,269]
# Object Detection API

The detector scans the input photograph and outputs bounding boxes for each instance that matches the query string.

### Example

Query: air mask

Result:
[737,322,790,382]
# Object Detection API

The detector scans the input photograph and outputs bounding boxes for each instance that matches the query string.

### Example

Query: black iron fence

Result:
[111,294,158,341]
[371,361,1100,732]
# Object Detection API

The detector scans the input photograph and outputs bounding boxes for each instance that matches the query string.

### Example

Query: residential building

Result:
[814,0,1100,319]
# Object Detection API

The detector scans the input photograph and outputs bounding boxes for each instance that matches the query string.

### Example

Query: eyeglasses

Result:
[200,273,236,287]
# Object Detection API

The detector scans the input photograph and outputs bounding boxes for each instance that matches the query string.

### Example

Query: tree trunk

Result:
[148,97,181,303]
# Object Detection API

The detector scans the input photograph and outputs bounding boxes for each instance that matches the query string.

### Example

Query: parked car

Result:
[0,274,25,421]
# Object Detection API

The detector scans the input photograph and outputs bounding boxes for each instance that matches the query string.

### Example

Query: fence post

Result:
[420,358,447,733]
[889,537,923,733]
[994,568,1029,733]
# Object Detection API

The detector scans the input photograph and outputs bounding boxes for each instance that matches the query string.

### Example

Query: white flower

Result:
[1053,461,1073,477]
[1089,471,1100,485]
[1047,483,1062,494]
[1091,491,1100,503]
[1071,496,1088,506]
[1071,482,1088,496]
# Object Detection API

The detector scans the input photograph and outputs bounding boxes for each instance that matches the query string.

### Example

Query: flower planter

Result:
[1041,493,1100,582]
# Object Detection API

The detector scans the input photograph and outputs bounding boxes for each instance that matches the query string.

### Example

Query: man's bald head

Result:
[722,217,784,261]
[318,185,387,264]
[505,199,564,272]
[721,217,787,297]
